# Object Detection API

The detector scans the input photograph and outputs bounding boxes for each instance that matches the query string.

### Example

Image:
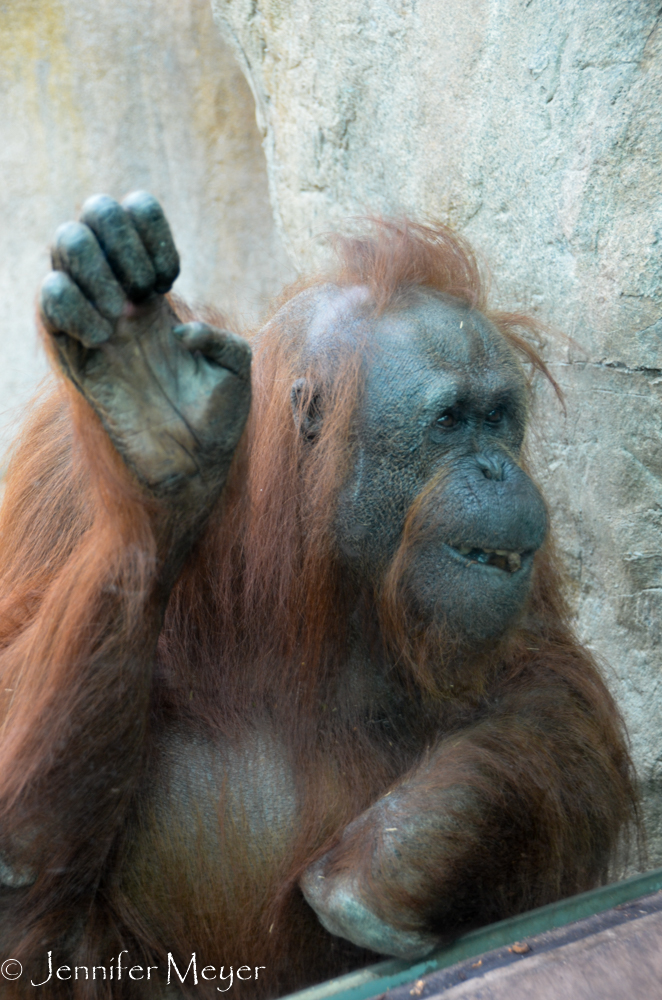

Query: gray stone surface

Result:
[0,0,294,467]
[213,0,662,864]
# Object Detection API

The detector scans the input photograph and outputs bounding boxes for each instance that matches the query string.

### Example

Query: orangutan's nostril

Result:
[475,453,504,481]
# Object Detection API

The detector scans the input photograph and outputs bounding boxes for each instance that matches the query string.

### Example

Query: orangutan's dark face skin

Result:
[321,294,548,642]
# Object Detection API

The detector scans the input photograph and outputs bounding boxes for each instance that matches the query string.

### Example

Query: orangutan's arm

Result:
[0,193,250,944]
[301,663,634,959]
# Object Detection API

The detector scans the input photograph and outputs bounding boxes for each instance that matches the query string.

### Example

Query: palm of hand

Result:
[40,193,251,500]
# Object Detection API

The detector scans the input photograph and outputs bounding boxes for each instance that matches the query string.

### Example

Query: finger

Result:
[52,221,125,322]
[80,194,156,301]
[122,191,180,294]
[172,322,252,380]
[39,271,112,348]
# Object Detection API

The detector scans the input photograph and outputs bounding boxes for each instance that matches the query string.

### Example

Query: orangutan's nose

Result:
[475,452,505,481]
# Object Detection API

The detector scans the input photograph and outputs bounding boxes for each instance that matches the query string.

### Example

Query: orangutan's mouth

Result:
[449,545,525,573]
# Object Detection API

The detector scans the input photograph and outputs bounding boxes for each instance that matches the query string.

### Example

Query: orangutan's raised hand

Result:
[39,192,251,506]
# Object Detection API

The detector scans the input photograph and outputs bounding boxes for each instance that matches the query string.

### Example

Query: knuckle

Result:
[122,189,164,223]
[55,220,92,254]
[190,321,212,338]
[40,270,70,306]
[80,193,120,224]
[78,192,175,300]
[122,191,180,293]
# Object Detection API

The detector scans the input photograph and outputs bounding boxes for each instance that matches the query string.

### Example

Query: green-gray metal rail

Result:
[281,865,662,1000]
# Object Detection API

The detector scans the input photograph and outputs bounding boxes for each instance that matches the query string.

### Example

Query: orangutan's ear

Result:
[291,378,324,443]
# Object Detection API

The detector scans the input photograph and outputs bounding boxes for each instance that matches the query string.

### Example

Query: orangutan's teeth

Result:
[451,544,524,572]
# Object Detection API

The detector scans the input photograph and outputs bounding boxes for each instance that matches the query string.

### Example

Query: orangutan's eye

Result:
[437,410,458,429]
[485,408,503,425]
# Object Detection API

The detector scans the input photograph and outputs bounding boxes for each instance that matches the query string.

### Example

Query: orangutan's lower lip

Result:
[448,545,524,573]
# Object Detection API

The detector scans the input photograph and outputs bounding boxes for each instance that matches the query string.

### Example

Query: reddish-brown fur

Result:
[0,220,637,997]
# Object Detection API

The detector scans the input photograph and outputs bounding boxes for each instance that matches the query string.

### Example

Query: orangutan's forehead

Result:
[373,298,511,371]
[286,284,514,375]
[305,284,373,345]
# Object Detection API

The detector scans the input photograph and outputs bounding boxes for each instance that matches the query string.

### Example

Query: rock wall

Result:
[213,0,662,863]
[0,0,294,465]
